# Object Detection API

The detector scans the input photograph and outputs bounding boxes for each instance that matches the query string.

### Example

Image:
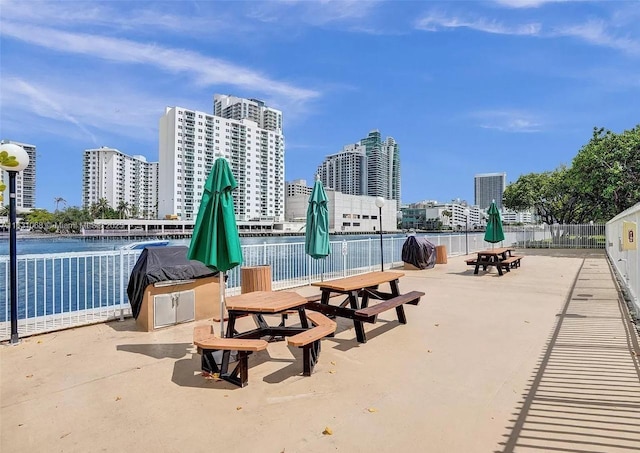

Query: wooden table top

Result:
[477,247,513,256]
[311,271,405,292]
[225,291,307,313]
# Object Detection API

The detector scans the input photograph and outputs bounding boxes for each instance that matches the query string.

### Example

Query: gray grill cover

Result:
[402,236,436,269]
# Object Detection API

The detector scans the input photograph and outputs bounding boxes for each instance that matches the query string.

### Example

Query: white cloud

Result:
[248,0,380,26]
[493,0,567,8]
[415,12,541,36]
[0,23,320,104]
[472,110,542,132]
[552,20,640,55]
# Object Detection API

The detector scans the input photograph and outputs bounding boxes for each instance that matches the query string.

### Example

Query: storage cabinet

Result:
[135,275,220,332]
[153,289,195,329]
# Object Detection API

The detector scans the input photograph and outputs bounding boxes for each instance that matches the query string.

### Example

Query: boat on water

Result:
[120,240,170,250]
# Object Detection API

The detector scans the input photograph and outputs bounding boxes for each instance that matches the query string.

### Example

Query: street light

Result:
[375,197,385,271]
[464,208,470,255]
[0,143,30,345]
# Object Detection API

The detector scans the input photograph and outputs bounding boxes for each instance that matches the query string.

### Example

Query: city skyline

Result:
[1,1,638,211]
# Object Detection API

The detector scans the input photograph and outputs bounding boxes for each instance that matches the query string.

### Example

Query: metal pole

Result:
[9,172,19,344]
[379,206,384,271]
[465,216,469,255]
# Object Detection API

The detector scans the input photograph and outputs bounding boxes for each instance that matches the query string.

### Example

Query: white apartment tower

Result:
[317,144,368,196]
[474,172,506,210]
[0,140,37,212]
[158,95,285,221]
[82,147,159,218]
[317,130,400,204]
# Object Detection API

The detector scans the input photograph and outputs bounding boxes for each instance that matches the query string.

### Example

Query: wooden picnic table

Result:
[224,291,333,378]
[307,271,424,343]
[468,247,521,276]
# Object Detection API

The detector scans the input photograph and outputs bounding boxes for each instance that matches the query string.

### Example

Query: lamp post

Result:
[0,143,30,345]
[375,197,385,271]
[464,208,470,255]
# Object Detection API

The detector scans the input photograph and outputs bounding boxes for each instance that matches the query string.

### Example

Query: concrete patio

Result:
[2,250,639,452]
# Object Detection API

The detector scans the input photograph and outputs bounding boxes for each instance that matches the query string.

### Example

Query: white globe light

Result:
[0,143,29,172]
[375,196,385,208]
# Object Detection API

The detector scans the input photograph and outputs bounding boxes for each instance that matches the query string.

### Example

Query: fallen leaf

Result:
[202,372,221,381]
[367,408,377,413]
[236,406,242,411]
[427,350,432,353]
[524,320,530,324]
[322,427,333,435]
[329,370,336,374]
[434,323,439,327]
[37,340,42,344]
[60,432,71,439]
[25,374,33,378]
[330,361,336,365]
[66,353,72,356]
[115,396,121,401]
[224,394,229,397]
[18,424,23,427]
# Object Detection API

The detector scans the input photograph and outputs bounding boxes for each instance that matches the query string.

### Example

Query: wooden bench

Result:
[193,325,268,387]
[286,311,336,376]
[354,290,425,324]
[499,255,523,269]
[465,258,478,266]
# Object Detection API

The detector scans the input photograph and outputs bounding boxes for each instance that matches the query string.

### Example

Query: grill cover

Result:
[402,235,437,269]
[127,246,217,319]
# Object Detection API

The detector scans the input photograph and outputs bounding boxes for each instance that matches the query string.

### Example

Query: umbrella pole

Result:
[219,271,226,338]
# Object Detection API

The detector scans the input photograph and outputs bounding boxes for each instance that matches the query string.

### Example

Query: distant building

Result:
[0,140,37,212]
[400,200,484,230]
[317,130,401,204]
[285,184,398,233]
[158,95,285,221]
[82,147,158,218]
[474,172,506,210]
[286,179,313,197]
[502,209,534,224]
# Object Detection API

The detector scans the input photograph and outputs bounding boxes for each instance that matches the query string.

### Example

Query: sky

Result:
[1,0,639,211]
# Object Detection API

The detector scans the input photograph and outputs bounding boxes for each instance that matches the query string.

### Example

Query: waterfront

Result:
[0,233,411,256]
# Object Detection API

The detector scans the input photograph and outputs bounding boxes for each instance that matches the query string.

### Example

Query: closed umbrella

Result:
[188,157,242,337]
[305,176,330,276]
[484,200,505,247]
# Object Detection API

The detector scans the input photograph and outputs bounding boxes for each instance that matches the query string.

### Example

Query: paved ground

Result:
[2,250,639,453]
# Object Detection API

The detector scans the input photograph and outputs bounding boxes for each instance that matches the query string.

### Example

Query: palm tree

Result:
[90,198,111,219]
[54,197,67,212]
[116,201,130,219]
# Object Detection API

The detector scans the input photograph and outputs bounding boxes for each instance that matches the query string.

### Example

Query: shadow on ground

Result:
[496,256,640,452]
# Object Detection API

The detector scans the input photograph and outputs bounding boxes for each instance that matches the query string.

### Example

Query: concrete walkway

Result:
[2,250,639,453]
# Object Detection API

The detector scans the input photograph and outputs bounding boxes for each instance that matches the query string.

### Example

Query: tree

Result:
[90,198,111,219]
[116,201,130,219]
[54,197,67,212]
[0,180,5,204]
[570,126,640,220]
[503,167,587,225]
[25,208,55,227]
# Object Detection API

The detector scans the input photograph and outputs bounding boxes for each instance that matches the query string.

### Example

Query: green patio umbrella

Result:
[484,200,505,247]
[305,176,330,276]
[188,157,242,337]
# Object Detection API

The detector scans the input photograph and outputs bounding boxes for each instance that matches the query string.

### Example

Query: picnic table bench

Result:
[306,271,424,343]
[466,248,523,276]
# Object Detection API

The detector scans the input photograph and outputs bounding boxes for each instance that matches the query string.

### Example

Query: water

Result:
[0,233,410,256]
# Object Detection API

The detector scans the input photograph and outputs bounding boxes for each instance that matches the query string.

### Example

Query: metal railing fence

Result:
[605,205,640,320]
[1,224,606,340]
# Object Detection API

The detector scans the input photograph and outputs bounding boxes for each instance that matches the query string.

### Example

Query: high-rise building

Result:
[316,144,367,196]
[0,140,37,212]
[317,130,400,203]
[82,147,159,219]
[474,172,506,210]
[158,95,285,221]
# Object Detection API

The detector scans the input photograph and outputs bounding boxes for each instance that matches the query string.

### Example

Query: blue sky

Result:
[1,0,639,211]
